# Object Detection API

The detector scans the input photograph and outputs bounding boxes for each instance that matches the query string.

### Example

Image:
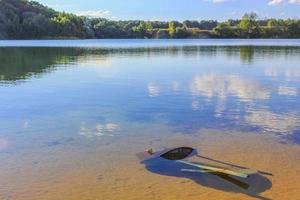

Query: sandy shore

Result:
[0,127,300,200]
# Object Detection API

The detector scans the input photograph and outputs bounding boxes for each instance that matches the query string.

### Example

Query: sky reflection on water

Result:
[0,45,300,149]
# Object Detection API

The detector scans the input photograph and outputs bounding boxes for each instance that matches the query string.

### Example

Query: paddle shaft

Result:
[177,160,249,178]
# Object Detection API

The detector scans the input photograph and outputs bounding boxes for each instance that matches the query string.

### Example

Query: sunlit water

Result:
[0,40,300,200]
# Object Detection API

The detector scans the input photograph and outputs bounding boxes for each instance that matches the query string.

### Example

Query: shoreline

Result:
[1,38,300,48]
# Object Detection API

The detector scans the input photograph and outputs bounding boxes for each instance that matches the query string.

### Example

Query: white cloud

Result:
[211,0,228,2]
[268,0,300,5]
[205,0,228,3]
[289,0,300,4]
[76,10,111,18]
[268,0,284,5]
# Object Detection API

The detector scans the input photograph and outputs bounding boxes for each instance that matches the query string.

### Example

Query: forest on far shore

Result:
[1,0,300,39]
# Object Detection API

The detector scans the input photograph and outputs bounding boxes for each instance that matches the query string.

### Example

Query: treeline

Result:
[1,0,300,39]
[213,13,300,38]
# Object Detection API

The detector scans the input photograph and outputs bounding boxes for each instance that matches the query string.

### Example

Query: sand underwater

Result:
[0,126,300,200]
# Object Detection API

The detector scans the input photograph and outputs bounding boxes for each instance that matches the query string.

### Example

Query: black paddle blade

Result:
[160,147,195,160]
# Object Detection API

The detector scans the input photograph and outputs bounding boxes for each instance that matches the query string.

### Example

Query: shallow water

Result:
[0,40,300,200]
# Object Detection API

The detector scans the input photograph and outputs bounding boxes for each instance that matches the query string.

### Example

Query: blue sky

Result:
[37,0,300,21]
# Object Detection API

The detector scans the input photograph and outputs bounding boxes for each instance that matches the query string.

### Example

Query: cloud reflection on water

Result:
[190,74,271,101]
[265,66,300,82]
[278,86,298,96]
[145,72,299,142]
[79,123,120,138]
[148,83,160,97]
[245,110,300,135]
[190,74,300,137]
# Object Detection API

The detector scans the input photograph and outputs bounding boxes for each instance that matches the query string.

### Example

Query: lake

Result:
[0,39,300,200]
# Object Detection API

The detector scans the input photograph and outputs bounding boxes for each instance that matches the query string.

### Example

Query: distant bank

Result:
[1,39,300,48]
[1,0,300,40]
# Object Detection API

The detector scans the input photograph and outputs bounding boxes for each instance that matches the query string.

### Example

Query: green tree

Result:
[284,19,300,38]
[238,12,261,38]
[174,27,189,38]
[134,21,153,38]
[198,20,218,30]
[213,22,236,38]
[1,1,300,39]
[21,12,52,38]
[168,21,176,38]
